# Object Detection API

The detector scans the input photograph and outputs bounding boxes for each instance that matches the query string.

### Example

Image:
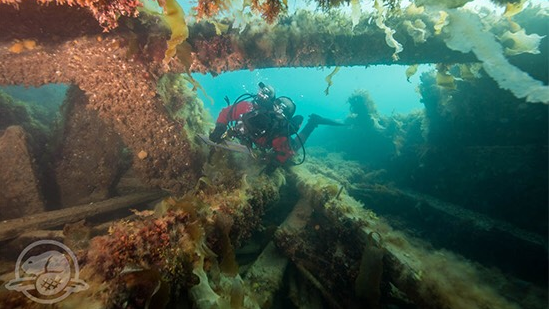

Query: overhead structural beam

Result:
[187,12,478,74]
[1,2,546,77]
[0,2,480,79]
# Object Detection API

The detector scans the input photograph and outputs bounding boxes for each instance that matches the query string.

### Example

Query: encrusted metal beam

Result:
[187,12,476,75]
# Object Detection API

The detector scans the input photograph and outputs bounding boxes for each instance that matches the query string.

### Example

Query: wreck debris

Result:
[270,162,532,309]
[244,242,289,308]
[296,264,344,309]
[54,86,128,207]
[8,156,280,309]
[187,9,475,74]
[0,126,46,221]
[0,191,164,242]
[350,183,549,285]
[0,126,545,309]
[245,189,316,308]
[0,17,206,192]
[0,0,546,308]
[1,0,142,31]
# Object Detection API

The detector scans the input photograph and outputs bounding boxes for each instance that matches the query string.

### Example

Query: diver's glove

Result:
[209,123,227,143]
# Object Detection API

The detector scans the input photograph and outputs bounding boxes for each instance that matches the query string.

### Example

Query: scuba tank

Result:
[223,83,306,165]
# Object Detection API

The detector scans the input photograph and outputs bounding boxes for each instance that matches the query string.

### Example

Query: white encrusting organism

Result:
[443,9,549,104]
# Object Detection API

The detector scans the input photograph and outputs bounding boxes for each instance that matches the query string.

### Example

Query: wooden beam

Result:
[244,196,314,307]
[0,191,165,242]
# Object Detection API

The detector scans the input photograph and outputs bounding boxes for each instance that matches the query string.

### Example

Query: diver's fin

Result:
[309,113,345,126]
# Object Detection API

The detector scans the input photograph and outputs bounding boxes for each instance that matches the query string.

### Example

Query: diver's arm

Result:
[210,101,254,143]
[216,101,254,124]
[209,123,227,143]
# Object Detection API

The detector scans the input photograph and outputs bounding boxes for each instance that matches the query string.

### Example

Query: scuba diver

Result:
[208,82,343,170]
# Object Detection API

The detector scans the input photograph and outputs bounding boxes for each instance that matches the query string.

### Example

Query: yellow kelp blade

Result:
[209,20,230,35]
[324,66,341,95]
[459,64,476,81]
[504,0,526,18]
[162,0,188,67]
[434,11,449,35]
[406,64,419,82]
[436,71,456,90]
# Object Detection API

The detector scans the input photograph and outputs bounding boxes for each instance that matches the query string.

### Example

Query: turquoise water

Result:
[193,65,429,145]
[1,84,68,111]
[194,65,428,118]
[0,1,547,308]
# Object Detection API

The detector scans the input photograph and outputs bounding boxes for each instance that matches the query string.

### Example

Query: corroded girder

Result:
[187,12,476,74]
[0,2,478,76]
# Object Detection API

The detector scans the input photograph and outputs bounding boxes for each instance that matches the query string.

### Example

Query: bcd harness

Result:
[223,93,306,165]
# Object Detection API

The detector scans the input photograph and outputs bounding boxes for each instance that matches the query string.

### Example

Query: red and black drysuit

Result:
[213,101,299,164]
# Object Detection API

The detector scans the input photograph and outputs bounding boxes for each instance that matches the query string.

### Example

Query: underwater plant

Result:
[442,9,548,103]
[499,29,545,56]
[75,166,276,307]
[156,74,210,149]
[374,0,403,60]
[0,0,547,306]
[162,0,188,66]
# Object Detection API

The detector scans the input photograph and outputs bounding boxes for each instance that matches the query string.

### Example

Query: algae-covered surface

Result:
[0,0,547,308]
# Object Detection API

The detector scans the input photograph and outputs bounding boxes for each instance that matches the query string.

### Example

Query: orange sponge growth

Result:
[194,0,229,20]
[8,40,37,53]
[194,0,288,24]
[251,0,287,24]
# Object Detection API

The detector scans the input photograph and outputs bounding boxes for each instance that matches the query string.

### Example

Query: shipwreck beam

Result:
[0,1,479,77]
[244,195,314,307]
[350,184,549,285]
[0,191,164,242]
[272,166,536,309]
[186,13,477,74]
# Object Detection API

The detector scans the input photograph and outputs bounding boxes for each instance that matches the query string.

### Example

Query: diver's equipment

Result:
[209,123,227,143]
[240,108,306,166]
[257,82,275,102]
[273,96,296,118]
[224,82,274,134]
[293,133,306,165]
[241,110,274,139]
[308,113,345,127]
[224,93,255,133]
[198,134,253,155]
[221,83,307,165]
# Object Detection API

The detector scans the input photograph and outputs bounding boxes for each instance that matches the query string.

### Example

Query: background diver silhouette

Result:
[209,83,344,167]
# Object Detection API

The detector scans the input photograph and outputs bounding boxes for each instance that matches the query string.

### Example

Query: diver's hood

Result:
[274,96,296,118]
